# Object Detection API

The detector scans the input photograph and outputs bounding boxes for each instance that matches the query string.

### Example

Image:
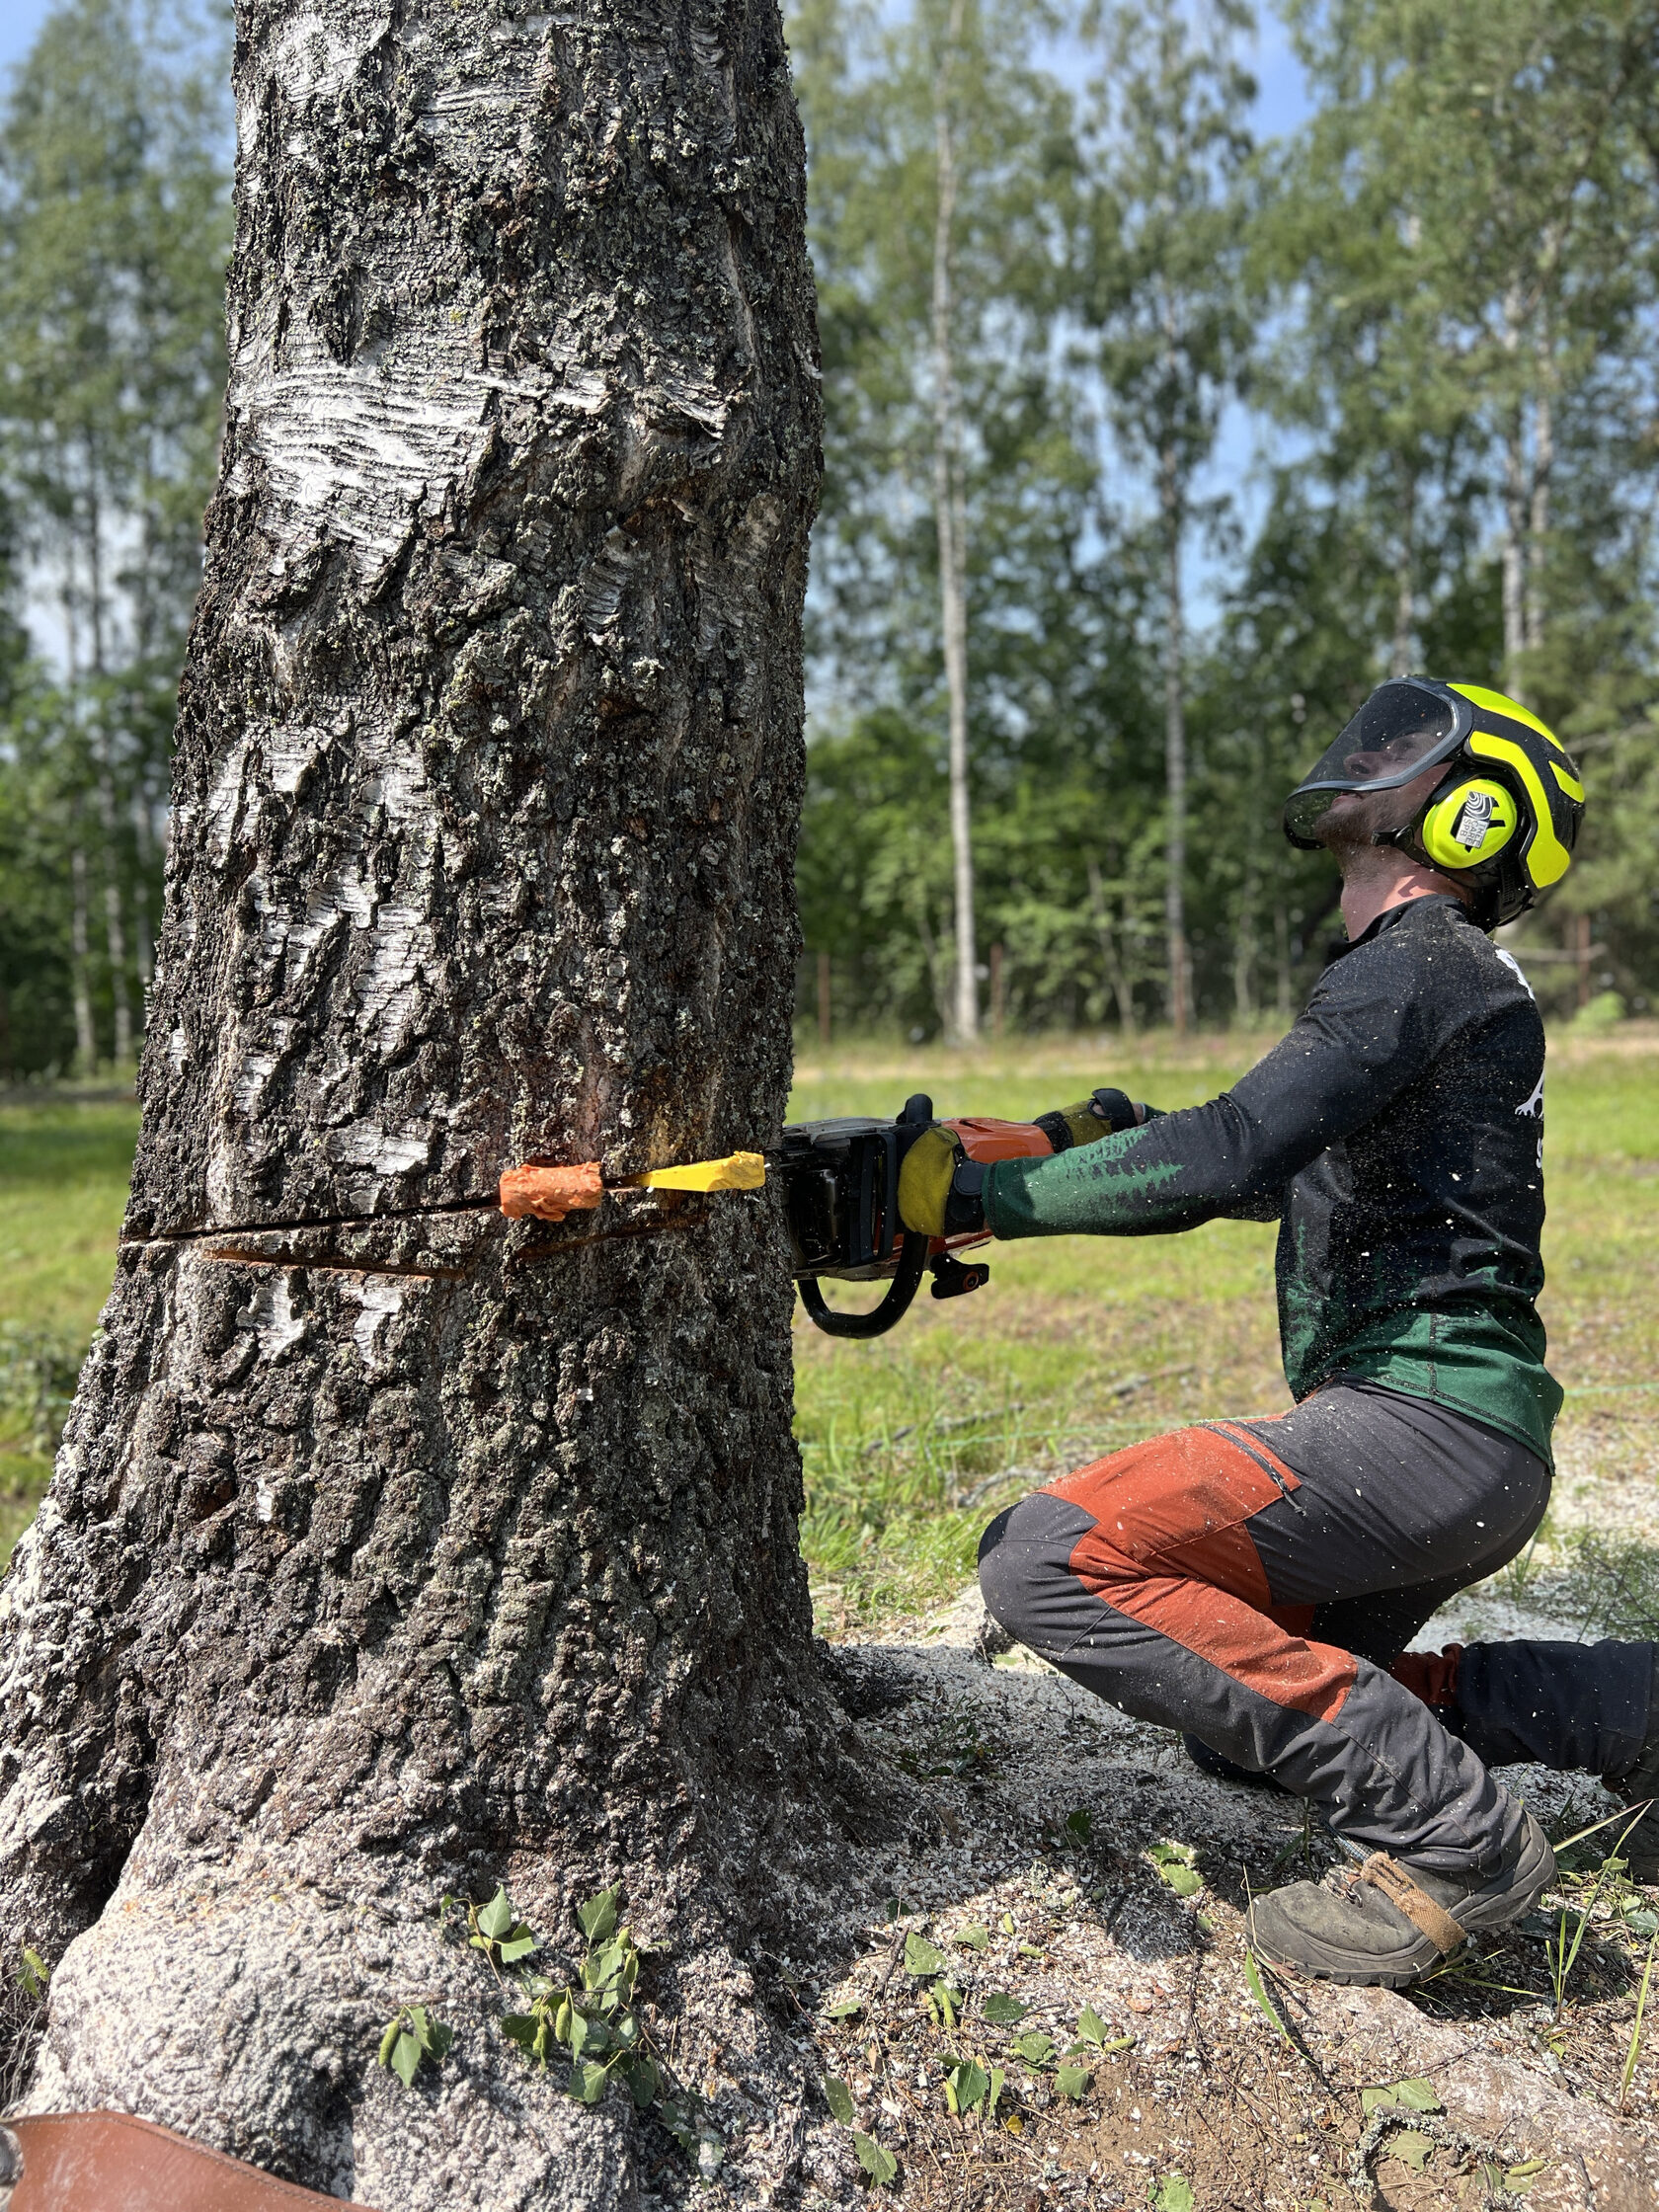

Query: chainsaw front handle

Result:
[796,1227,929,1338]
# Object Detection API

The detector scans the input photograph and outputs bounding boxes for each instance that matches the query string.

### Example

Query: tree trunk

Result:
[1159,434,1188,1039]
[1390,463,1415,679]
[1501,412,1528,676]
[932,0,976,1045]
[1525,369,1552,656]
[1500,285,1529,681]
[0,6,829,2205]
[96,771,134,1066]
[68,844,96,1074]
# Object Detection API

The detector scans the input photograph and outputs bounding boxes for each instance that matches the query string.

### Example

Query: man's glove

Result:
[897,1127,988,1238]
[1033,1087,1148,1153]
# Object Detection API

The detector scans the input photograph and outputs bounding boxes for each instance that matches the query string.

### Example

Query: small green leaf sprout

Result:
[376,2003,453,2090]
[852,2130,898,2184]
[493,1884,715,2165]
[468,1884,539,1977]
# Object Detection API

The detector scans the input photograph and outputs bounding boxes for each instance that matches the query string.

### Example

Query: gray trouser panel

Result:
[980,1382,1651,1871]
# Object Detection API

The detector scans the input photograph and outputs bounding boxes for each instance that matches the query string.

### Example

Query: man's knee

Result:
[978,1490,1092,1653]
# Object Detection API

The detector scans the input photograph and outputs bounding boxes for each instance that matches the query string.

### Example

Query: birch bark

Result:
[1159,418,1188,1039]
[0,4,827,2203]
[1389,465,1415,680]
[931,0,976,1044]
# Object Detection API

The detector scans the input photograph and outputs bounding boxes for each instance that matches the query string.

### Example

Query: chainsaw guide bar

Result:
[498,1093,1053,1337]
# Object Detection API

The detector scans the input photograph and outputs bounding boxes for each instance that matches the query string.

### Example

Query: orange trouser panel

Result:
[1046,1424,1357,1723]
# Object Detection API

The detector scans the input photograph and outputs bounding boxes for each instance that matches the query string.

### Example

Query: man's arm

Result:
[983,949,1441,1240]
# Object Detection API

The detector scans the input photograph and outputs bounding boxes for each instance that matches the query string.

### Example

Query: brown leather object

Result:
[4,2110,373,2211]
[1357,1852,1469,1955]
[499,1160,604,1222]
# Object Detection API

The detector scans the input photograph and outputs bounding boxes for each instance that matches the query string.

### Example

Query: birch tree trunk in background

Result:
[1389,465,1415,679]
[1159,428,1188,1039]
[932,0,977,1044]
[68,845,95,1072]
[0,3,828,2204]
[1525,366,1553,655]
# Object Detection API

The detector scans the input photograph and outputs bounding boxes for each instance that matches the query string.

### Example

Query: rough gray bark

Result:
[0,3,830,2203]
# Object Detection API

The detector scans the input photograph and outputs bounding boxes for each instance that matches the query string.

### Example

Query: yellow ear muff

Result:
[1420,776,1519,871]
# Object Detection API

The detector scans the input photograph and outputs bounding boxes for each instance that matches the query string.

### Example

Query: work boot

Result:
[1248,1811,1554,1990]
[1611,1746,1659,1884]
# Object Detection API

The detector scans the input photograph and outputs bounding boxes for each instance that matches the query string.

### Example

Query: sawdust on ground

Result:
[679,1555,1659,2212]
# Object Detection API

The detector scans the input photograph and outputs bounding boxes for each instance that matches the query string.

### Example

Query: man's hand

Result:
[898,1127,987,1238]
[1034,1087,1148,1152]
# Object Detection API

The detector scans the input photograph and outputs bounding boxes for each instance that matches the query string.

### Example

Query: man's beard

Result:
[1311,788,1407,854]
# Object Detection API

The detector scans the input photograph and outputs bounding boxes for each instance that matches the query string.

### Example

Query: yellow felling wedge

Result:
[622,1149,767,1194]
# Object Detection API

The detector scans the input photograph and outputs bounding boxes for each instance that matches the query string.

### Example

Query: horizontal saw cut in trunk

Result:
[0,2,828,2203]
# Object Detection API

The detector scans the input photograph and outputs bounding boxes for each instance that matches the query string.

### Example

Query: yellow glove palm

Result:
[897,1126,964,1237]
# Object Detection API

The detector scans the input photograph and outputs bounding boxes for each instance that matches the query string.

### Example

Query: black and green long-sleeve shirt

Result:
[984,896,1562,1463]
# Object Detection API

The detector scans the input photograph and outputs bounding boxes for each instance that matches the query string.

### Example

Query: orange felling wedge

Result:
[498,1162,604,1222]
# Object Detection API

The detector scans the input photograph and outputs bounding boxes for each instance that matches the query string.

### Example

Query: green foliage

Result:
[942,2056,988,2114]
[0,1322,80,1455]
[1360,2079,1442,2115]
[790,0,1659,1041]
[15,1945,47,2003]
[903,1931,947,1978]
[0,0,230,1075]
[1241,1951,1290,2045]
[487,1884,716,2165]
[376,2004,453,2091]
[1146,1839,1203,1896]
[852,2130,899,2184]
[468,1885,539,1971]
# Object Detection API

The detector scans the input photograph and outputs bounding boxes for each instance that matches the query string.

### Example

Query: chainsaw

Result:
[497,1091,1083,1340]
[773,1091,1064,1339]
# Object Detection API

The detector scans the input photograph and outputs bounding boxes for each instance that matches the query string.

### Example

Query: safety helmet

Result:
[1283,676,1584,928]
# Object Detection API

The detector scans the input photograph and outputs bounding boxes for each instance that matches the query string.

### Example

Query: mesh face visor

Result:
[1283,681,1466,848]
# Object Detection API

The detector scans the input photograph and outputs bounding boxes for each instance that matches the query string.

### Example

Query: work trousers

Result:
[978,1382,1654,1873]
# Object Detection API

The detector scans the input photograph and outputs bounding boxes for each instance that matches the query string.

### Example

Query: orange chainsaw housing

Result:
[924,1115,1054,1261]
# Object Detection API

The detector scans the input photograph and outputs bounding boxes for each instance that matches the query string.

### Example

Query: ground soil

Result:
[642,1564,1659,2212]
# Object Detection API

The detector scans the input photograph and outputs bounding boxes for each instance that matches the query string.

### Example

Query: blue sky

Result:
[0,1,55,85]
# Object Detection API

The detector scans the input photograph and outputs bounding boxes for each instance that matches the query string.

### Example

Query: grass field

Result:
[3,1027,1657,1608]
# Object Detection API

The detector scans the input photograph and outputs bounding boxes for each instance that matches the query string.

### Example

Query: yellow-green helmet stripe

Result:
[1466,733,1573,888]
[1448,680,1567,751]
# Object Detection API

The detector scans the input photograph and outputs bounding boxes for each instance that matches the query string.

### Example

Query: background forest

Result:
[2,0,1659,1069]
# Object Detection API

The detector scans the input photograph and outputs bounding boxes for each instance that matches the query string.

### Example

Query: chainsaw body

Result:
[775,1091,1057,1338]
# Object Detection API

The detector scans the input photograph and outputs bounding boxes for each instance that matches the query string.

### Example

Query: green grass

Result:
[2,1025,1656,1615]
[0,1102,139,1558]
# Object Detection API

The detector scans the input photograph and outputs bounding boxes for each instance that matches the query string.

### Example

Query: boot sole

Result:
[1249,1819,1556,1990]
